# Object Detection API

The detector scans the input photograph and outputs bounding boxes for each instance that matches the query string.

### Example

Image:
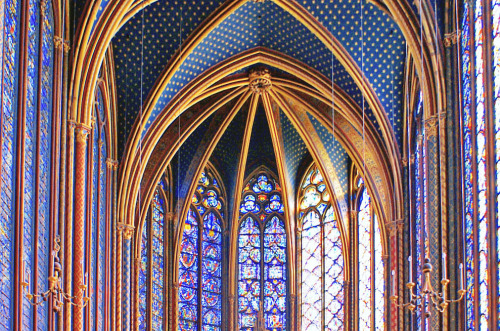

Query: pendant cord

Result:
[176,4,183,224]
[360,0,366,182]
[138,0,146,227]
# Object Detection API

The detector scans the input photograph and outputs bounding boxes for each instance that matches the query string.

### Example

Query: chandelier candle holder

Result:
[22,235,91,311]
[390,257,465,315]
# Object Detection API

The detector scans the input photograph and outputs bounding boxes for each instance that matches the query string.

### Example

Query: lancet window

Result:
[19,0,55,329]
[352,172,385,330]
[139,172,172,331]
[298,164,344,330]
[461,0,500,328]
[238,171,287,331]
[178,168,225,331]
[86,87,111,329]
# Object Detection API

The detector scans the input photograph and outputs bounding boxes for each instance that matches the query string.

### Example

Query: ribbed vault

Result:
[130,52,397,294]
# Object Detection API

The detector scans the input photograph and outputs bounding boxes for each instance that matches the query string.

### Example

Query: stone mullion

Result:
[73,124,91,331]
[351,209,359,331]
[425,116,441,330]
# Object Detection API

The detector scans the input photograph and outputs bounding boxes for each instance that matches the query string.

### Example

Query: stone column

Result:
[425,116,440,330]
[73,124,91,331]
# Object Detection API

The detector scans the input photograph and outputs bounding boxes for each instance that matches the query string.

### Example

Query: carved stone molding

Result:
[249,68,272,94]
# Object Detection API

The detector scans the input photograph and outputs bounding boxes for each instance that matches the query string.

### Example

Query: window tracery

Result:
[238,171,287,331]
[298,164,344,330]
[179,168,225,331]
[139,171,171,331]
[353,173,385,330]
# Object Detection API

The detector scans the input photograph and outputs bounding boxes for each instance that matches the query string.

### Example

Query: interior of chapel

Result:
[0,0,497,330]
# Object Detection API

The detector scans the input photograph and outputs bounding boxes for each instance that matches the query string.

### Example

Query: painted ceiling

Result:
[111,0,409,158]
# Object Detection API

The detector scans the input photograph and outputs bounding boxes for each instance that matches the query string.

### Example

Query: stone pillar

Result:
[64,121,76,331]
[115,225,124,331]
[73,124,90,331]
[425,116,440,330]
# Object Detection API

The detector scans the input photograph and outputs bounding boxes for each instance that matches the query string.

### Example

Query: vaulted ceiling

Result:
[111,0,407,157]
[87,0,444,233]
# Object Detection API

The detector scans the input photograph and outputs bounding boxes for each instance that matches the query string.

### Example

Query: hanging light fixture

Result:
[390,0,465,316]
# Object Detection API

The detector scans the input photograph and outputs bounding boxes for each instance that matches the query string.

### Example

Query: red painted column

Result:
[116,224,124,331]
[73,124,91,331]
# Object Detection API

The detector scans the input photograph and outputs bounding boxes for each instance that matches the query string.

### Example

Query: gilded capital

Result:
[107,158,119,170]
[385,218,404,236]
[117,223,135,240]
[249,68,272,94]
[425,115,439,137]
[443,31,459,48]
[75,126,90,143]
[54,36,70,53]
[165,212,175,221]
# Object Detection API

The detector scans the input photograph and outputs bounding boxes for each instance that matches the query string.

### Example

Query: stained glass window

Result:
[356,177,385,330]
[492,0,500,328]
[139,177,170,331]
[179,169,224,331]
[0,1,20,327]
[238,171,287,331]
[98,121,107,329]
[462,1,476,329]
[461,1,498,328]
[299,165,344,330]
[152,192,166,329]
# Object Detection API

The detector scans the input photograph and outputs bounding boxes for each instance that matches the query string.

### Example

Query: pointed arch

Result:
[297,163,345,330]
[237,168,287,331]
[178,164,227,331]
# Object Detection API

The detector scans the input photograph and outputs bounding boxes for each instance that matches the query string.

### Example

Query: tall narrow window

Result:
[354,175,385,330]
[462,1,493,328]
[86,87,110,330]
[492,0,500,326]
[138,174,171,331]
[238,171,287,331]
[298,164,344,330]
[0,0,20,327]
[179,168,225,331]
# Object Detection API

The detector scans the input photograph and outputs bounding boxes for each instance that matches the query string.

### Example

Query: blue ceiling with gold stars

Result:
[111,0,408,157]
